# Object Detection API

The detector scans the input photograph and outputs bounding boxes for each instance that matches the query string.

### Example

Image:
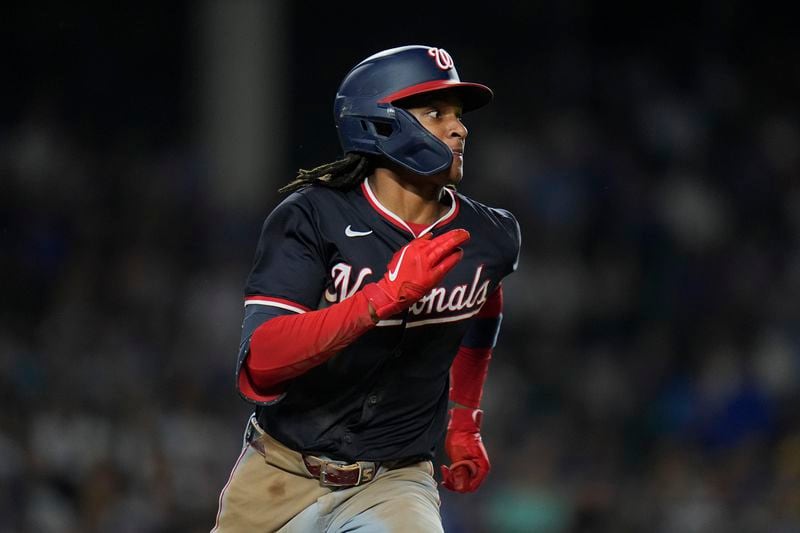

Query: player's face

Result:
[403,93,468,185]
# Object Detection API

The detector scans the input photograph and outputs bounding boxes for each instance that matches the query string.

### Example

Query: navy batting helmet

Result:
[334,45,493,175]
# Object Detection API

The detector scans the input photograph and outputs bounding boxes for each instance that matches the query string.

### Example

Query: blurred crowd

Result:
[2,4,799,533]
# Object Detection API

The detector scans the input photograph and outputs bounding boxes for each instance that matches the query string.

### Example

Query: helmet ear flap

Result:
[335,101,452,175]
[375,108,452,176]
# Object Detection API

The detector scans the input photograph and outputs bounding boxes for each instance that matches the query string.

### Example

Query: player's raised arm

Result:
[241,229,469,397]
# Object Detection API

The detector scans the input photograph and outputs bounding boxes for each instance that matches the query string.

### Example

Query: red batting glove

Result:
[440,407,490,493]
[362,229,469,320]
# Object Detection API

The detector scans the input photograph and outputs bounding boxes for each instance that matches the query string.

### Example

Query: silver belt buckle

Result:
[319,460,363,487]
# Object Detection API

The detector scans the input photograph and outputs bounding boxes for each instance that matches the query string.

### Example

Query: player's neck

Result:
[367,172,447,225]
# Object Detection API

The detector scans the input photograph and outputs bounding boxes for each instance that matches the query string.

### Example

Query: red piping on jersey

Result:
[244,296,312,313]
[405,220,429,236]
[361,179,460,237]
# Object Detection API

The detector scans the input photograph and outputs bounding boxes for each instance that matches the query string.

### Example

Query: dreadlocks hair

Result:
[279,153,371,194]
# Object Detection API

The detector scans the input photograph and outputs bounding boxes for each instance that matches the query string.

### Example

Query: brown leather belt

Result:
[246,416,425,488]
[302,455,378,487]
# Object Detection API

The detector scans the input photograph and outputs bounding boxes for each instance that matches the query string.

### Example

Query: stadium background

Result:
[1,2,798,531]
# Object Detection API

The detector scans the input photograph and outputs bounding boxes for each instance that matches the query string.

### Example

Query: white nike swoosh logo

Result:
[345,225,373,237]
[387,245,409,281]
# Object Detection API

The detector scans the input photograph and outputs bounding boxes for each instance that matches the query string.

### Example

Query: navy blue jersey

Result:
[237,179,520,462]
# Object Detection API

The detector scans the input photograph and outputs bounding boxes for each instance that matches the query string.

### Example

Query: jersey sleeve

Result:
[244,193,327,310]
[236,193,328,405]
[495,208,521,278]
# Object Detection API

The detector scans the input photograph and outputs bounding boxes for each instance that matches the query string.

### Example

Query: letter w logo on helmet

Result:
[427,48,455,70]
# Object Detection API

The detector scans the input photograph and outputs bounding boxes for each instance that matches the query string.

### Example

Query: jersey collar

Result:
[361,178,460,238]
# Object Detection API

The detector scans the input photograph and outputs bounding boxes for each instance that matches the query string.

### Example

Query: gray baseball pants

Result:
[211,425,443,532]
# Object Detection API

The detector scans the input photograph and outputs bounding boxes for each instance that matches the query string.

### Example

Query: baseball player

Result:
[212,45,521,532]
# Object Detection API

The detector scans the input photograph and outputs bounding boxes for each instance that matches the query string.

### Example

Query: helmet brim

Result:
[379,80,493,113]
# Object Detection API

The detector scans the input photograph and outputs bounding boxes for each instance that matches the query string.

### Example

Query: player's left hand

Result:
[440,407,490,493]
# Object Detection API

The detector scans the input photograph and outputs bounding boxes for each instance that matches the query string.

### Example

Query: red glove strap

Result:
[361,281,403,320]
[448,406,483,431]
